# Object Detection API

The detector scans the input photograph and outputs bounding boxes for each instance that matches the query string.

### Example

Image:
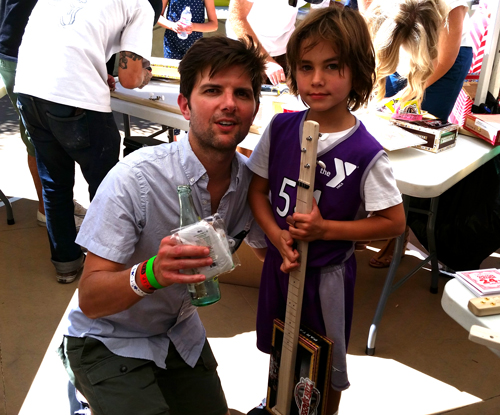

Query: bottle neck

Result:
[178,188,199,227]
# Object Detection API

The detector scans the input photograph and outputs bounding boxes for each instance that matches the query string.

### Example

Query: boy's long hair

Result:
[364,0,449,105]
[286,6,375,112]
[178,36,266,104]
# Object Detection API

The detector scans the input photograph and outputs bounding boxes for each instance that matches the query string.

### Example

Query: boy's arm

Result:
[250,247,267,262]
[248,174,300,272]
[288,200,406,242]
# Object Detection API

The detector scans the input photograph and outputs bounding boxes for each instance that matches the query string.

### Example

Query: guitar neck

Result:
[272,120,320,415]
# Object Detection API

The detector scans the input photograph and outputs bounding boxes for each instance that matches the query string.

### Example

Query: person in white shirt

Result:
[227,0,308,85]
[14,0,167,283]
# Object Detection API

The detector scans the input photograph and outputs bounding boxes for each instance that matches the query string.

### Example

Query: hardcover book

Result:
[265,319,333,415]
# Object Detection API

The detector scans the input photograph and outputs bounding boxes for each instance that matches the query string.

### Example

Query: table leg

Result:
[123,114,131,138]
[366,195,442,355]
[426,197,440,294]
[0,189,15,225]
[366,195,410,355]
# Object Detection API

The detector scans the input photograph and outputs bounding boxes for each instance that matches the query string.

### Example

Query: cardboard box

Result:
[390,118,458,153]
[463,114,500,146]
[218,242,263,288]
[265,319,333,415]
[449,85,475,126]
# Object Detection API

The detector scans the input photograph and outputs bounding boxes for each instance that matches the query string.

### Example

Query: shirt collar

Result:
[179,135,207,187]
[179,133,244,189]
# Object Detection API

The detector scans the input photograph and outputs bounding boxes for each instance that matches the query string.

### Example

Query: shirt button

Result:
[120,365,128,373]
[190,178,195,184]
[180,311,184,316]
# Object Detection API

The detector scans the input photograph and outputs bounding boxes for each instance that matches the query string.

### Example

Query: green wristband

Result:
[146,256,163,289]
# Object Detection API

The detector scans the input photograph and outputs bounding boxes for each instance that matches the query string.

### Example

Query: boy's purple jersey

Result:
[267,110,385,267]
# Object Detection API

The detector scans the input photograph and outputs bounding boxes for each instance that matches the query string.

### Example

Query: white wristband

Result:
[130,263,150,297]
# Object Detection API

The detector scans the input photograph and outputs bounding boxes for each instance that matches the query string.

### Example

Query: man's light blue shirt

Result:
[66,136,265,369]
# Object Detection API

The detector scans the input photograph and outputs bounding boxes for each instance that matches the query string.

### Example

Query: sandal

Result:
[369,226,409,268]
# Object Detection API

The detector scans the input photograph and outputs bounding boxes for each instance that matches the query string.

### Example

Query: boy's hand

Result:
[287,199,325,242]
[278,230,300,273]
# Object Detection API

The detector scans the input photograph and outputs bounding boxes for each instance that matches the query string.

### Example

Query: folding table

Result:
[366,135,500,355]
[442,278,500,358]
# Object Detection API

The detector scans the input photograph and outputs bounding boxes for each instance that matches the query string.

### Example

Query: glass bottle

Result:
[177,185,221,306]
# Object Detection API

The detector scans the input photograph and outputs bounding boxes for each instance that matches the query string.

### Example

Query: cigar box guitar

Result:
[266,121,333,415]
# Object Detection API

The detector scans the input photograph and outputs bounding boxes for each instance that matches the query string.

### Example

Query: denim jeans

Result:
[0,58,35,156]
[17,94,121,272]
[385,46,473,121]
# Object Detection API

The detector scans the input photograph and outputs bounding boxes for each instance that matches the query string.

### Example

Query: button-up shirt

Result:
[66,136,264,368]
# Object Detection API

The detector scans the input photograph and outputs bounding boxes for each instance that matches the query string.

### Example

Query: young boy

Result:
[247,6,406,414]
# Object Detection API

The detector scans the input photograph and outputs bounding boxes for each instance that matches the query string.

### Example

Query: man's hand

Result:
[287,199,325,242]
[265,60,286,86]
[107,74,116,91]
[152,236,213,287]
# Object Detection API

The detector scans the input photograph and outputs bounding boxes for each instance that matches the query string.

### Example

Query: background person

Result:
[59,36,267,415]
[359,0,473,267]
[227,0,307,85]
[158,0,218,60]
[0,0,44,224]
[14,0,165,283]
[361,0,472,121]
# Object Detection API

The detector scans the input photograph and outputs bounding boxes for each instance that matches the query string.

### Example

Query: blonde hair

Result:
[364,0,449,105]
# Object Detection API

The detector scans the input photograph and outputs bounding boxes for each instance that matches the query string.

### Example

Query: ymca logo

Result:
[320,158,358,189]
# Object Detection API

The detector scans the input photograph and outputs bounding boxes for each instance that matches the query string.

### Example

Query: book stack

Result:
[455,269,500,297]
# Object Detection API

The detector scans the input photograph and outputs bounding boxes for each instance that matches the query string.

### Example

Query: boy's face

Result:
[178,65,259,153]
[295,39,352,123]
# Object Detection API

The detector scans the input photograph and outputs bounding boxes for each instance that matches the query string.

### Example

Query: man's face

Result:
[178,65,259,154]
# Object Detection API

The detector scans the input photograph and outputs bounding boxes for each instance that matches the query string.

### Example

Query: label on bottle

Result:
[176,222,233,279]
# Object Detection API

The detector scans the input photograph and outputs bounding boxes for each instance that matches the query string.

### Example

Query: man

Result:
[0,0,44,224]
[14,0,166,283]
[227,0,307,85]
[60,36,267,415]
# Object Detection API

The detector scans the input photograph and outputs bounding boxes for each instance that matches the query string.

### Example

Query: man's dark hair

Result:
[287,6,375,111]
[179,36,266,104]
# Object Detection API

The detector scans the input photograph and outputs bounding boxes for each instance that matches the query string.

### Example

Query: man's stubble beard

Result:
[189,112,245,154]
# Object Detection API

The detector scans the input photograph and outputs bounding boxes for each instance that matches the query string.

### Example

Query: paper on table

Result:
[113,80,180,108]
[357,113,427,151]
